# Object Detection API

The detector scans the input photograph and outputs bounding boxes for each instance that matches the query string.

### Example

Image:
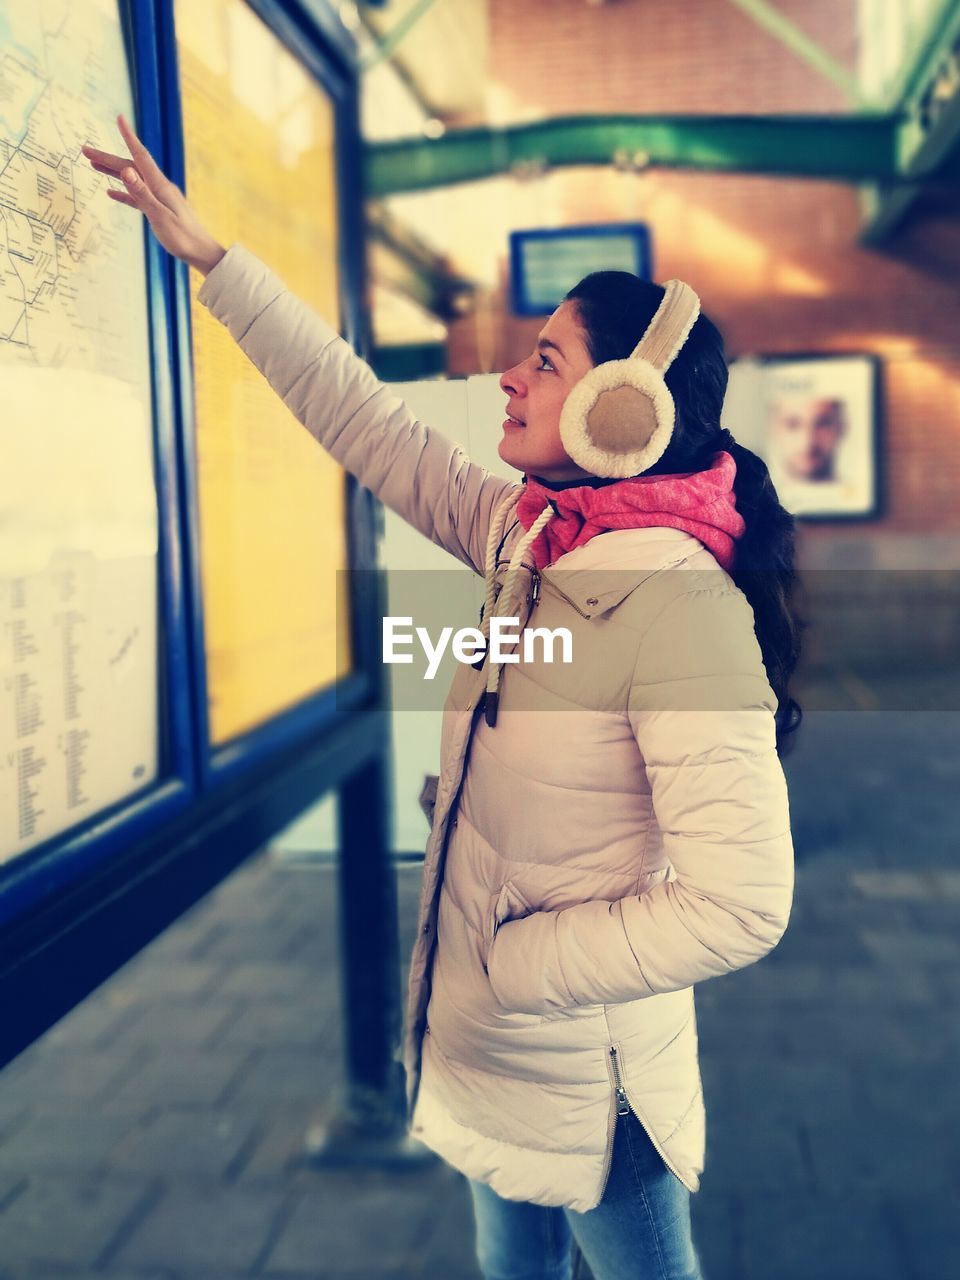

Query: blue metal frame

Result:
[0,0,390,1060]
[509,222,653,316]
[0,706,389,1071]
[0,0,198,930]
[156,0,380,796]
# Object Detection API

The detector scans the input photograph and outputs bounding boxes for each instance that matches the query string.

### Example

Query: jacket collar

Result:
[499,527,701,619]
[542,565,664,617]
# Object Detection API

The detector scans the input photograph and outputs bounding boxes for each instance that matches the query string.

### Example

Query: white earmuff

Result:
[558,279,702,479]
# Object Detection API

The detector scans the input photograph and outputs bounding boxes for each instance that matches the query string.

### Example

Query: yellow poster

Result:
[175,0,352,746]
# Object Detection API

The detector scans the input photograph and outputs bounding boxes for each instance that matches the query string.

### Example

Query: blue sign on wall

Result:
[509,223,653,316]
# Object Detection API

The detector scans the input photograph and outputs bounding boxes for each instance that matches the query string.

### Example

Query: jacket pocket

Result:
[481,879,534,973]
[635,865,671,895]
[418,773,440,826]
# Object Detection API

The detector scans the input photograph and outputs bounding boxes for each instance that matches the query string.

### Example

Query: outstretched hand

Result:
[81,114,226,276]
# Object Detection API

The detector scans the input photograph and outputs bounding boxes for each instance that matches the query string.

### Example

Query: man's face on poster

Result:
[770,396,846,482]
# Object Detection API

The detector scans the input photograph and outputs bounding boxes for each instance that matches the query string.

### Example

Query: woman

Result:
[83,116,801,1280]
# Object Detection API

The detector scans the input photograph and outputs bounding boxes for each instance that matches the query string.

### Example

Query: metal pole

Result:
[305,744,432,1166]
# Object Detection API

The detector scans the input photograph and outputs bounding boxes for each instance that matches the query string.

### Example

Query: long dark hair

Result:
[564,271,804,754]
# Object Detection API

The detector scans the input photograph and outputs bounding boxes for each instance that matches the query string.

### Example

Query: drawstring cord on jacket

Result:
[476,489,555,728]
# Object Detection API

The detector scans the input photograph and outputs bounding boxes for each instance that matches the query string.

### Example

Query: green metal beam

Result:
[900,82,960,179]
[861,95,960,244]
[895,1,960,175]
[858,181,925,246]
[882,0,960,112]
[363,113,898,196]
[860,0,960,245]
[725,0,869,108]
[359,0,440,73]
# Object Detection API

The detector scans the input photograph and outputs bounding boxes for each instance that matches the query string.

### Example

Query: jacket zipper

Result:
[481,563,541,620]
[539,572,592,618]
[507,563,542,615]
[561,592,592,619]
[601,1043,688,1191]
[610,1045,631,1116]
[597,1050,623,1202]
[494,559,595,619]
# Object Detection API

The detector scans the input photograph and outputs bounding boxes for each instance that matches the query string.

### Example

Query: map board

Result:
[0,0,159,866]
[176,0,353,748]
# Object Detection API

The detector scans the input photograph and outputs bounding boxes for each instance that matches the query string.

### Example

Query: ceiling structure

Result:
[342,0,960,333]
[352,0,488,123]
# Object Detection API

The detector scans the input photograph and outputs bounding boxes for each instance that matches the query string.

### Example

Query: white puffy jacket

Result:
[198,245,795,1213]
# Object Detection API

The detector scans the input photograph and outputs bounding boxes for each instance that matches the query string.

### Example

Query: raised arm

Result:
[196,245,519,575]
[81,115,519,576]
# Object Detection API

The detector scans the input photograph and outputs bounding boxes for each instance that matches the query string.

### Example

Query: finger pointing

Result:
[81,145,127,172]
[88,158,127,179]
[106,188,138,207]
[121,164,168,220]
[116,113,170,196]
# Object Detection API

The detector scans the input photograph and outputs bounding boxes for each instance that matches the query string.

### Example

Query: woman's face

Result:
[498,300,598,482]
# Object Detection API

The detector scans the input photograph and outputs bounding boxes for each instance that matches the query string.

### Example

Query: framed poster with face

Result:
[724,354,882,520]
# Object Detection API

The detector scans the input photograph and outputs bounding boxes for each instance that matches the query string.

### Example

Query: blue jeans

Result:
[467,1109,705,1280]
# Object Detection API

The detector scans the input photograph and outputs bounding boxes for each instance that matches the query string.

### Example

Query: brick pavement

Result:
[0,700,957,1278]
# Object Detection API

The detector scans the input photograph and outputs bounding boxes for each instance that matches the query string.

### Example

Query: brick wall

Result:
[443,0,960,562]
[472,0,855,121]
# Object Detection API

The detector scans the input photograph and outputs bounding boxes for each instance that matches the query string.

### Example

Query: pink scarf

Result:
[515,450,745,572]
